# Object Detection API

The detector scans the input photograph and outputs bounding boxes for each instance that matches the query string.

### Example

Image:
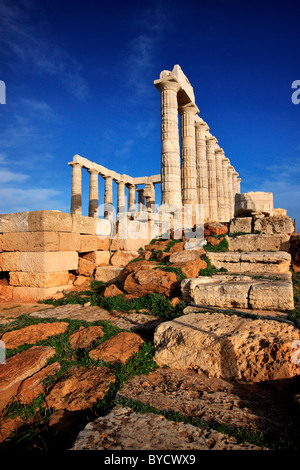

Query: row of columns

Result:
[70,162,157,219]
[155,78,241,222]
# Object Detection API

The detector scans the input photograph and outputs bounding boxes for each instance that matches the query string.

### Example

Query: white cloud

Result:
[0,169,29,184]
[0,187,64,213]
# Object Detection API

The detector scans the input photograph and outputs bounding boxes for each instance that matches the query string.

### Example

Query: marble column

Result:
[195,121,209,222]
[144,182,155,212]
[104,175,113,220]
[237,177,241,194]
[70,162,82,215]
[227,165,235,220]
[128,183,136,212]
[155,80,182,208]
[88,168,99,218]
[179,103,199,208]
[222,157,230,222]
[232,171,239,217]
[215,148,226,222]
[206,136,218,222]
[137,188,145,211]
[117,181,126,215]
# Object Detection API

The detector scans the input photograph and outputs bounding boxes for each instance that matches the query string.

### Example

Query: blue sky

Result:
[0,0,299,228]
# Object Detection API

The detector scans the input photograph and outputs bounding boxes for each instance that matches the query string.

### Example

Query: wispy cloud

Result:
[0,187,64,213]
[0,0,89,101]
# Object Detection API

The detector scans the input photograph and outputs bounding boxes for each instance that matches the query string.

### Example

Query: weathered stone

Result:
[206,236,224,246]
[28,211,73,232]
[0,234,2,252]
[17,362,61,404]
[81,251,111,266]
[0,212,29,233]
[172,258,207,278]
[249,280,294,311]
[58,232,81,251]
[204,222,228,236]
[18,251,78,273]
[46,366,115,412]
[0,252,21,271]
[12,285,71,302]
[79,235,98,253]
[207,251,291,273]
[226,233,290,252]
[123,268,178,297]
[0,286,13,301]
[168,241,185,253]
[235,192,273,217]
[73,275,89,286]
[94,266,124,283]
[254,216,295,235]
[103,284,123,297]
[154,312,300,383]
[9,271,70,288]
[229,217,252,234]
[71,215,97,235]
[169,248,204,264]
[1,232,59,252]
[110,250,140,266]
[89,332,144,363]
[0,346,56,411]
[97,237,110,251]
[69,326,104,349]
[70,405,261,450]
[1,322,69,349]
[77,257,95,276]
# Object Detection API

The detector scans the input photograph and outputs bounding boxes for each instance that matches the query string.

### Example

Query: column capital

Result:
[178,102,199,115]
[154,78,181,93]
[195,120,209,131]
[87,167,99,175]
[215,147,225,155]
[69,161,83,168]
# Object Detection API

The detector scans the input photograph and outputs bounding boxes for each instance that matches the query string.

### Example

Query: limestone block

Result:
[12,284,71,302]
[77,258,96,276]
[273,208,287,217]
[253,216,295,235]
[0,285,13,300]
[235,192,273,217]
[0,212,29,233]
[9,271,70,288]
[226,234,290,252]
[58,232,81,251]
[72,215,97,235]
[110,250,140,266]
[17,251,78,273]
[28,211,73,232]
[96,219,112,236]
[1,232,59,252]
[97,236,110,251]
[94,266,124,284]
[81,251,111,266]
[229,217,252,234]
[79,235,98,253]
[249,280,294,311]
[0,234,2,252]
[207,251,291,274]
[0,252,21,271]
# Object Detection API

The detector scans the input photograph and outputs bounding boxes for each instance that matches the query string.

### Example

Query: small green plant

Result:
[204,237,229,252]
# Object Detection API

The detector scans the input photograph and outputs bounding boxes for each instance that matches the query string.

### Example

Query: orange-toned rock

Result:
[0,346,56,411]
[1,322,69,349]
[9,271,70,288]
[69,326,105,350]
[89,332,144,363]
[144,240,170,251]
[168,242,185,254]
[206,236,224,246]
[120,260,157,282]
[46,366,115,411]
[17,361,61,404]
[110,250,140,267]
[103,284,123,298]
[172,258,207,278]
[156,251,170,262]
[77,257,96,276]
[0,286,13,301]
[97,237,110,251]
[204,223,228,237]
[292,261,300,272]
[169,248,204,264]
[73,275,89,286]
[123,268,178,297]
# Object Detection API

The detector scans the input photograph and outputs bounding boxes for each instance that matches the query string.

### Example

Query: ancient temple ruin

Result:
[68,65,241,224]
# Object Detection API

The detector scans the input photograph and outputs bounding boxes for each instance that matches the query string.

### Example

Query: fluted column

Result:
[104,175,113,220]
[128,183,136,212]
[117,181,126,215]
[227,165,235,219]
[179,103,199,208]
[232,171,239,217]
[88,168,99,218]
[70,162,82,215]
[237,177,241,194]
[144,182,155,212]
[215,148,226,222]
[137,188,145,211]
[222,157,230,222]
[155,80,182,208]
[195,121,209,222]
[206,136,218,222]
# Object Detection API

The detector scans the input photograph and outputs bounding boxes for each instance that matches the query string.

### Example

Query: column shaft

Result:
[179,104,198,208]
[88,169,99,218]
[117,181,126,214]
[222,158,230,222]
[227,166,235,219]
[70,162,82,215]
[206,136,218,222]
[215,149,225,222]
[195,122,209,222]
[104,176,113,219]
[128,184,136,212]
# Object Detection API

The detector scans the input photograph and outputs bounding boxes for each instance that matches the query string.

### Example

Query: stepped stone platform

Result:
[206,251,291,274]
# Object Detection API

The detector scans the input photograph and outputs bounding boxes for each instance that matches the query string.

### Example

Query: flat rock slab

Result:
[116,368,299,440]
[89,332,144,363]
[30,304,163,334]
[46,365,115,412]
[69,326,105,349]
[154,312,300,383]
[1,322,69,349]
[207,251,291,274]
[0,345,56,411]
[70,405,262,450]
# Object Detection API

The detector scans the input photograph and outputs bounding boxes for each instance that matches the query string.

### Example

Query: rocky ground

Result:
[0,223,300,451]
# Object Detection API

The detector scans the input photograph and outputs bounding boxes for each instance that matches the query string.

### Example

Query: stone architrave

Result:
[88,168,99,218]
[103,176,113,220]
[154,79,182,208]
[195,121,209,222]
[222,157,230,222]
[179,103,199,208]
[70,162,82,215]
[215,147,225,222]
[206,136,218,222]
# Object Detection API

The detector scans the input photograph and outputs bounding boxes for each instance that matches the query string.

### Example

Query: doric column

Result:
[155,80,182,208]
[137,188,145,211]
[117,181,126,214]
[222,157,230,222]
[70,162,82,215]
[206,136,218,222]
[215,147,226,222]
[88,168,99,218]
[144,182,155,212]
[128,183,136,212]
[195,121,209,222]
[104,175,113,220]
[179,103,199,208]
[227,165,235,219]
[237,177,241,194]
[232,171,239,217]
